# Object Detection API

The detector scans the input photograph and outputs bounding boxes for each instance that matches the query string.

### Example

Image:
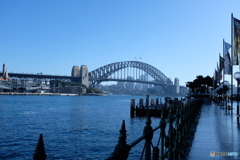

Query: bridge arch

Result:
[88,61,172,88]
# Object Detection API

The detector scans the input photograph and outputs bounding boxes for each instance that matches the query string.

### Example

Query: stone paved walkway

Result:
[188,101,240,160]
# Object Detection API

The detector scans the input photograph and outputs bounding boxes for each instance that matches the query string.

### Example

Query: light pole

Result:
[234,72,240,123]
[217,84,223,106]
[223,81,230,110]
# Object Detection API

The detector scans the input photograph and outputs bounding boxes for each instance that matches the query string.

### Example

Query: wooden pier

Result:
[130,94,185,117]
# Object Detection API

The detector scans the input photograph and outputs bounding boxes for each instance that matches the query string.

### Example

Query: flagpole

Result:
[223,39,225,109]
[218,56,219,85]
[219,53,223,85]
[223,39,225,81]
[231,13,234,109]
[213,71,214,99]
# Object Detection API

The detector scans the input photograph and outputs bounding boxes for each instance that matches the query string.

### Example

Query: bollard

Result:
[130,99,135,117]
[33,134,47,160]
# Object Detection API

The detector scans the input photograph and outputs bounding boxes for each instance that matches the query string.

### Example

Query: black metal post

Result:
[237,80,239,123]
[160,111,166,160]
[33,134,47,160]
[106,120,130,160]
[167,106,174,159]
[143,115,153,160]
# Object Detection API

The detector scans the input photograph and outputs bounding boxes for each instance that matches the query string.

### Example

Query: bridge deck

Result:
[188,101,240,159]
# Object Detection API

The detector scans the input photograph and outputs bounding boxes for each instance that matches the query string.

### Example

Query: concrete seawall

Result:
[0,92,106,96]
[0,92,79,96]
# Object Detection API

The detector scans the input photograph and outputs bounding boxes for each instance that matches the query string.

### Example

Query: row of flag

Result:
[134,57,142,60]
[213,15,240,84]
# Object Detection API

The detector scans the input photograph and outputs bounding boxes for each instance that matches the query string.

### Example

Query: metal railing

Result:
[105,98,203,160]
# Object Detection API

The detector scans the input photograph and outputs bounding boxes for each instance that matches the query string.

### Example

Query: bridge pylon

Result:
[80,65,89,88]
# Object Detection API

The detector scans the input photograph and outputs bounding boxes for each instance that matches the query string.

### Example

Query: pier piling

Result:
[130,99,135,117]
[139,99,144,108]
[146,94,149,108]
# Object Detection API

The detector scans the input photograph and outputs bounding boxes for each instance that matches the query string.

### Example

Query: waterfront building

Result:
[134,82,142,90]
[117,81,126,88]
[179,85,189,94]
[125,76,135,89]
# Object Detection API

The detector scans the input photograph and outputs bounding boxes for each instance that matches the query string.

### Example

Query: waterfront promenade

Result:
[188,101,240,160]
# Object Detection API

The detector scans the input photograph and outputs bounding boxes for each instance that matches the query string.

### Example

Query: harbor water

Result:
[0,95,164,160]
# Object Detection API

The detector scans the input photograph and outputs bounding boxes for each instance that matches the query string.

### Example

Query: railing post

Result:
[152,146,159,160]
[173,106,180,159]
[109,120,130,160]
[167,105,174,159]
[33,134,47,160]
[179,104,184,143]
[183,103,188,134]
[143,114,153,160]
[160,111,166,160]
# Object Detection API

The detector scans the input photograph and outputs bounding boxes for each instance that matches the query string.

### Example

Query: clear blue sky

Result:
[1,0,240,86]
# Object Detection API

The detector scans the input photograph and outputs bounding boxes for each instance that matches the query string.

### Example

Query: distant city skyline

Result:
[1,1,240,86]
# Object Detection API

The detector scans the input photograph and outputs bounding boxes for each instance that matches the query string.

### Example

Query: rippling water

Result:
[0,95,165,160]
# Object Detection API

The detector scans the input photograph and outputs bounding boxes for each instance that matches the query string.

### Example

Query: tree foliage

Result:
[50,80,102,94]
[216,85,229,95]
[50,80,87,88]
[186,75,213,93]
[87,88,102,94]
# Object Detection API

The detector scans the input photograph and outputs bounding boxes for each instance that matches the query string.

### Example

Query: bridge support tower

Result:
[80,65,89,88]
[71,66,80,77]
[71,65,89,87]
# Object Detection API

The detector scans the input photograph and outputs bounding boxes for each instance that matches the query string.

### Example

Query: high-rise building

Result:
[1,63,9,80]
[2,64,5,78]
[174,78,179,86]
[174,77,179,93]
[125,76,135,89]
[117,81,126,88]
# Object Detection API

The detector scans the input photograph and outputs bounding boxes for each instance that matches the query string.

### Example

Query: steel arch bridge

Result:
[88,61,172,88]
[1,61,173,93]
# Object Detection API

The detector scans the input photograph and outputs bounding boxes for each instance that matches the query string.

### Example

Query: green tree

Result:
[186,75,213,93]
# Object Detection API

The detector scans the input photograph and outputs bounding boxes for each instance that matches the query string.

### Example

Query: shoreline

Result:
[0,92,106,96]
